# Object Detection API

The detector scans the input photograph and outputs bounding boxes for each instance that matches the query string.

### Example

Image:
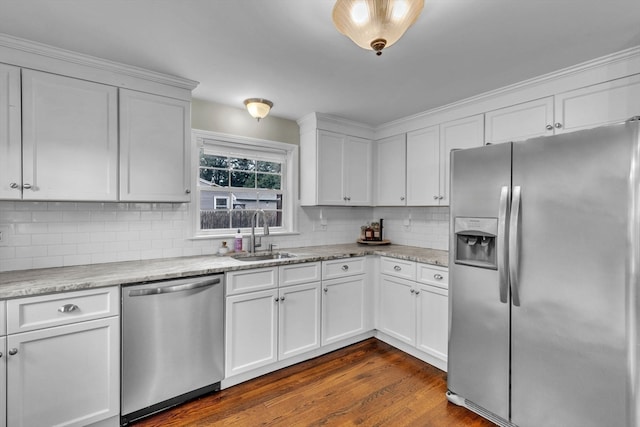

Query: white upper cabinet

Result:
[485,97,555,144]
[485,74,640,144]
[439,114,485,205]
[0,63,21,200]
[22,69,119,201]
[406,125,439,206]
[554,73,640,134]
[119,89,191,202]
[303,129,372,206]
[376,134,406,206]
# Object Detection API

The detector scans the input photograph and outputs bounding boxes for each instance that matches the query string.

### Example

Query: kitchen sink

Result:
[231,252,297,262]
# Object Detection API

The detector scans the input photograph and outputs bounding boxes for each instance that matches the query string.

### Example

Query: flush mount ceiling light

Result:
[244,98,273,122]
[332,0,424,56]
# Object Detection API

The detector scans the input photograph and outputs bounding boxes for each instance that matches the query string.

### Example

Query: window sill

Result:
[190,230,300,241]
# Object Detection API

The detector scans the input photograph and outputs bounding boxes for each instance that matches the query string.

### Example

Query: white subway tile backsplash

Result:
[0,200,450,272]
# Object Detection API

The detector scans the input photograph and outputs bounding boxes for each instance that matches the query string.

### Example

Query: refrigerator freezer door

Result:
[448,142,512,421]
[510,124,632,427]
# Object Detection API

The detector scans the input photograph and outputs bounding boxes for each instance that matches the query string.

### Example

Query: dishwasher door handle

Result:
[128,277,221,297]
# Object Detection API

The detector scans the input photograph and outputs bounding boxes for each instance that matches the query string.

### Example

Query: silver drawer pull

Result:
[342,265,349,271]
[434,274,443,280]
[58,304,79,313]
[394,266,401,271]
[8,348,18,356]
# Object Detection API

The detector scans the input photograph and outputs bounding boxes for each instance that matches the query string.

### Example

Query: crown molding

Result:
[297,112,375,140]
[0,33,199,91]
[375,45,640,138]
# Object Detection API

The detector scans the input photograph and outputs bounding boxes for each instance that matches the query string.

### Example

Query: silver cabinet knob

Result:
[0,352,3,358]
[393,265,401,271]
[433,195,438,200]
[341,265,349,271]
[8,348,18,356]
[280,296,285,302]
[275,297,280,302]
[323,287,328,293]
[58,304,79,313]
[415,290,420,295]
[438,196,444,200]
[434,274,443,280]
[400,196,405,201]
[545,124,553,130]
[343,196,347,201]
[346,197,351,201]
[185,189,191,194]
[22,183,32,189]
[554,122,562,129]
[410,289,415,294]
[9,182,20,189]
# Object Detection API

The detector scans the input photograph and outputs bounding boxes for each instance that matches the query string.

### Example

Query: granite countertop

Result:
[0,243,448,299]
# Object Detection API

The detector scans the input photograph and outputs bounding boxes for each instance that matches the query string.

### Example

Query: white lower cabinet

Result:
[378,257,449,369]
[321,257,368,346]
[225,263,322,378]
[5,287,120,427]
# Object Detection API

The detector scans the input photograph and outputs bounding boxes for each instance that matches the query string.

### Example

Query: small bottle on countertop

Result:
[234,229,243,252]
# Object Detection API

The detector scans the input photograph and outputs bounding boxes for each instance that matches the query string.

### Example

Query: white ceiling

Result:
[0,0,639,126]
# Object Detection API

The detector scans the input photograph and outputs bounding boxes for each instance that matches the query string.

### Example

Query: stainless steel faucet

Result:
[249,209,270,253]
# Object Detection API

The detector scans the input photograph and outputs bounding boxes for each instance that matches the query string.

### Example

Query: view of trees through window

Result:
[199,152,283,231]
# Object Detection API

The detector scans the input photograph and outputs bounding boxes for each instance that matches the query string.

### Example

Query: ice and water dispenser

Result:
[454,217,498,269]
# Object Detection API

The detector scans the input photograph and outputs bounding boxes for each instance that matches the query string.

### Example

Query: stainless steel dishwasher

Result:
[121,274,224,425]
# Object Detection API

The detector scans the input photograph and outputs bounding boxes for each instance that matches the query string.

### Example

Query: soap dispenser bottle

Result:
[234,229,243,252]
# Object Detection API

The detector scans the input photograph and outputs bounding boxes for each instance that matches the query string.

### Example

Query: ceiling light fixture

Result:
[244,98,273,122]
[332,0,424,56]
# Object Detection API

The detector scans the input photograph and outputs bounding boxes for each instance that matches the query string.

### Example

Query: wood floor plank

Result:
[132,338,495,427]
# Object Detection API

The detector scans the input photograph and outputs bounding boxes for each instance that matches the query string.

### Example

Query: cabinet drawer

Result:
[226,267,278,296]
[7,286,119,334]
[279,262,321,287]
[322,257,366,280]
[416,264,448,289]
[380,257,416,281]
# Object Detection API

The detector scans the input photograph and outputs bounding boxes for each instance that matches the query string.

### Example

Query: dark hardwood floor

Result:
[132,338,495,426]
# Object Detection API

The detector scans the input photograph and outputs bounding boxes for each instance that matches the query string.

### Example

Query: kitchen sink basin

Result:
[231,252,297,262]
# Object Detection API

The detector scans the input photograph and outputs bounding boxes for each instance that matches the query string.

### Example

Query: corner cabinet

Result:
[119,89,191,202]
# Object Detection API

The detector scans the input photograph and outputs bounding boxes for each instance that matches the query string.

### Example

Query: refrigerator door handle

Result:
[498,185,510,303]
[509,185,522,306]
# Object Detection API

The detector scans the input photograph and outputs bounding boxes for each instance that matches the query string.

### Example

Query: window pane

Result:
[263,210,283,227]
[257,173,281,190]
[232,191,257,210]
[201,209,230,230]
[231,209,254,229]
[231,171,255,188]
[230,158,255,171]
[257,160,281,173]
[199,168,214,184]
[200,154,228,168]
[199,168,229,186]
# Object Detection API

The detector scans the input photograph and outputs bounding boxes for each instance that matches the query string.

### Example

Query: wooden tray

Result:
[357,239,391,245]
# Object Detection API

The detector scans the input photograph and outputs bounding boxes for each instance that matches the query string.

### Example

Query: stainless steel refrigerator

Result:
[447,118,640,427]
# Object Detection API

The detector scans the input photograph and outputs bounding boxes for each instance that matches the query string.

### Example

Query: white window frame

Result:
[192,129,298,238]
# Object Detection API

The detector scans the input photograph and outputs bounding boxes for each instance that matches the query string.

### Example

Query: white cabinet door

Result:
[439,114,484,205]
[225,289,278,377]
[278,282,321,360]
[0,336,5,427]
[416,283,448,360]
[0,64,21,200]
[554,73,640,134]
[22,69,118,201]
[406,125,439,206]
[321,275,366,345]
[376,134,406,206]
[378,275,416,346]
[485,97,554,144]
[316,130,346,205]
[344,136,372,205]
[7,317,119,427]
[119,89,190,202]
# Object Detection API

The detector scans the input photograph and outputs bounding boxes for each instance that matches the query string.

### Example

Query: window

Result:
[194,130,297,236]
